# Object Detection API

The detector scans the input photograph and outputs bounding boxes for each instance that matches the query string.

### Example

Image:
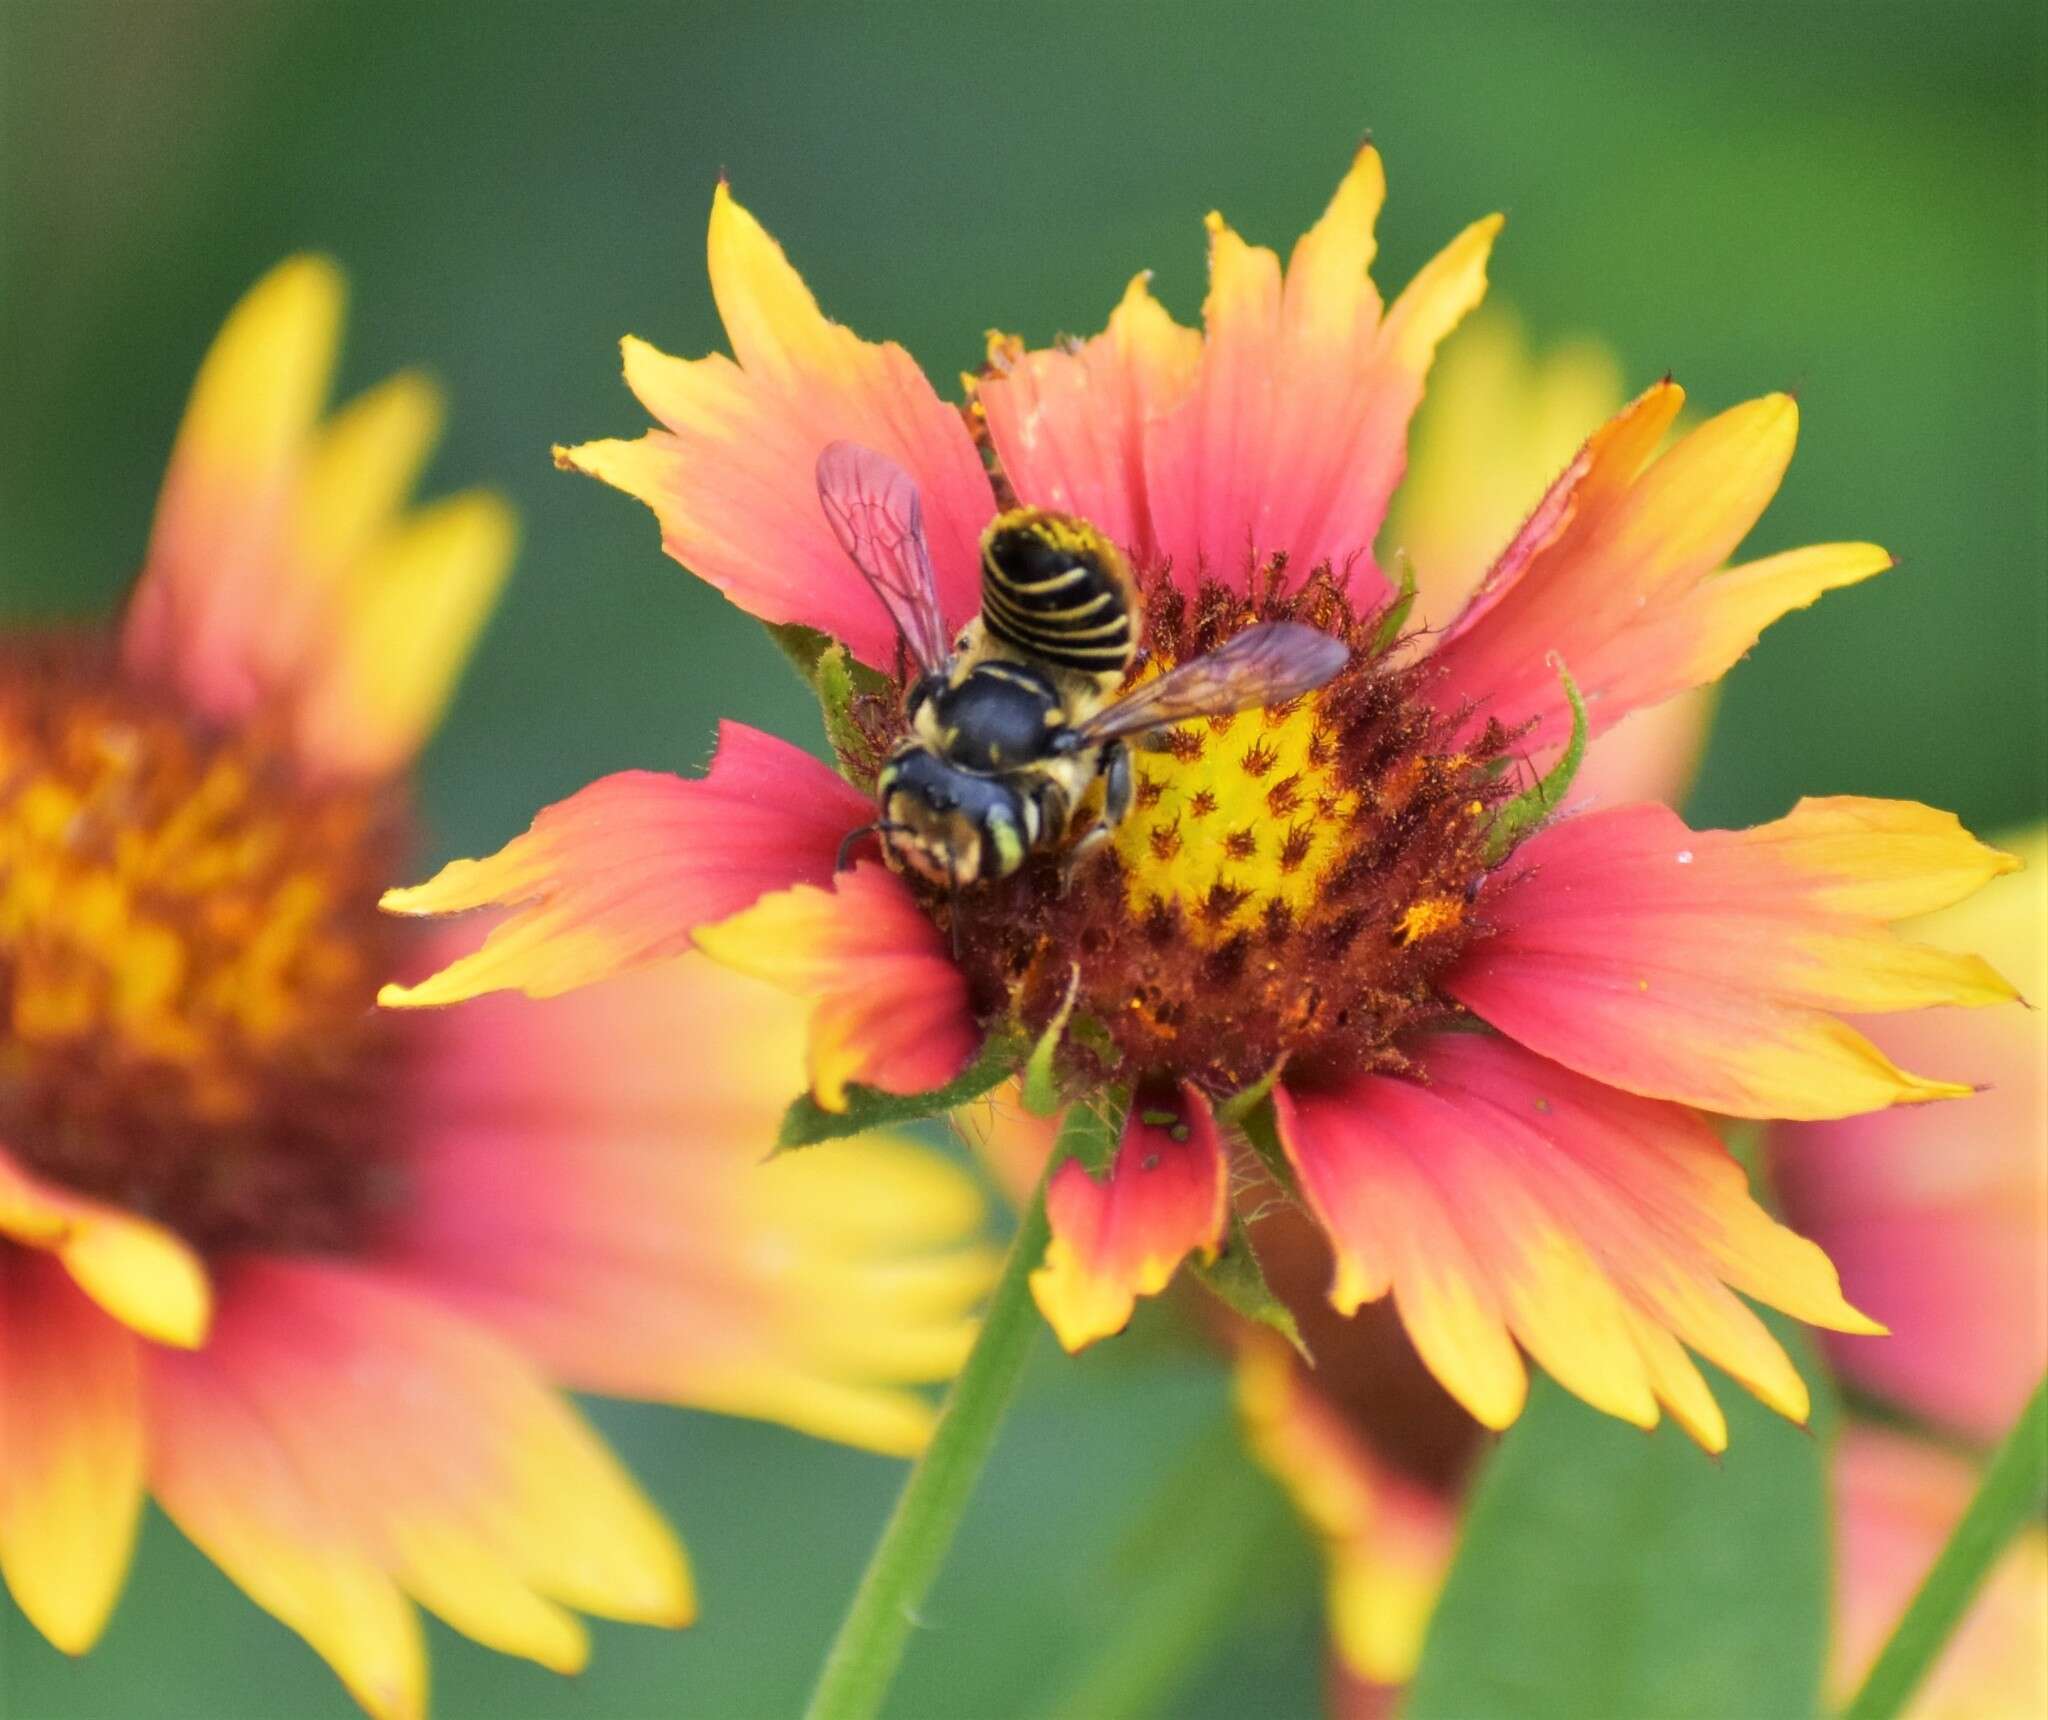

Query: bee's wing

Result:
[1071,622,1349,745]
[816,440,954,676]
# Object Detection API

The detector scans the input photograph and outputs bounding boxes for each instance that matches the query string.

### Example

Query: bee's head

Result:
[874,747,1024,888]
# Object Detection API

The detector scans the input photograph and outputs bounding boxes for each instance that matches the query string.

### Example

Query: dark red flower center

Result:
[0,639,413,1254]
[847,568,1520,1099]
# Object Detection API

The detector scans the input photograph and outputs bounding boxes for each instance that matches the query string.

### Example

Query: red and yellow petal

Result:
[1274,1034,1876,1445]
[1382,310,1627,629]
[1430,384,1891,755]
[386,951,996,1459]
[1234,1336,1455,1687]
[0,1142,211,1347]
[143,1259,690,1716]
[1376,311,1717,810]
[693,861,977,1111]
[557,183,994,670]
[977,272,1201,564]
[1450,798,2020,1120]
[1772,827,2047,1441]
[1029,1084,1229,1350]
[379,721,868,1008]
[0,1251,146,1655]
[1142,147,1500,598]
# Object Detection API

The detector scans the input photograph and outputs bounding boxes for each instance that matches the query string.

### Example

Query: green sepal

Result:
[761,620,895,792]
[1369,553,1420,656]
[1192,1214,1310,1361]
[1056,1092,1125,1177]
[1216,1060,1286,1133]
[1485,657,1588,863]
[1020,968,1081,1117]
[774,1028,1026,1151]
[764,619,839,687]
[1227,1089,1300,1200]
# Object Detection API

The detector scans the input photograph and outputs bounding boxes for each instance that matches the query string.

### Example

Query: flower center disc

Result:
[941,574,1517,1095]
[0,642,411,1253]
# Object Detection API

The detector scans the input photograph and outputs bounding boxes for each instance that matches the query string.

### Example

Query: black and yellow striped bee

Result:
[818,441,1348,890]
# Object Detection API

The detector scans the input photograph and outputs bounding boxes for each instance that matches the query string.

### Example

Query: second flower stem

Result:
[802,1106,1094,1720]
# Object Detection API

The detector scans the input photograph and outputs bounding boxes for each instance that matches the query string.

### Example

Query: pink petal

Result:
[1144,148,1500,598]
[557,184,992,669]
[1771,833,2046,1440]
[1275,1033,1876,1445]
[1449,798,2019,1119]
[1832,1429,2047,1712]
[1029,1083,1229,1350]
[694,861,978,1110]
[143,1258,690,1703]
[1429,385,1891,756]
[380,721,869,1008]
[978,273,1201,565]
[386,951,996,1457]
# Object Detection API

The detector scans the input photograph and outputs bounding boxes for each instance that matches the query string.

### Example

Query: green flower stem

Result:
[1841,1372,2048,1720]
[803,1104,1102,1720]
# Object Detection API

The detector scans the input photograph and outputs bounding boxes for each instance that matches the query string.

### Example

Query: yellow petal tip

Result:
[1898,1075,1978,1105]
[377,884,432,916]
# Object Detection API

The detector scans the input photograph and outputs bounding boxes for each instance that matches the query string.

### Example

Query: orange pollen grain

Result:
[1397,894,1466,944]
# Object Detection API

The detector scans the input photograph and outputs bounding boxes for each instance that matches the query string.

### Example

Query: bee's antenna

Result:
[836,821,913,872]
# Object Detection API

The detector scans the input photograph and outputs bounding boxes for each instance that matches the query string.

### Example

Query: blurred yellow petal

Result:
[1234,1336,1457,1684]
[0,1145,211,1346]
[58,1205,212,1349]
[124,256,345,713]
[0,1255,145,1655]
[293,490,516,776]
[391,1524,590,1676]
[147,1334,428,1720]
[299,372,447,579]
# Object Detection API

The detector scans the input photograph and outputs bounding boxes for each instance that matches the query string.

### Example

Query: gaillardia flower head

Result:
[0,260,994,1717]
[388,148,2021,1450]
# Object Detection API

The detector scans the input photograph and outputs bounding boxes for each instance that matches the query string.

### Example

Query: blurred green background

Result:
[3,1,2042,1715]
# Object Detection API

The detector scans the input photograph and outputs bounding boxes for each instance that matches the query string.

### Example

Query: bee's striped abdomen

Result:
[979,509,1137,674]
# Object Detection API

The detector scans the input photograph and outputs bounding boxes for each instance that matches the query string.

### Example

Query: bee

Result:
[818,440,1349,890]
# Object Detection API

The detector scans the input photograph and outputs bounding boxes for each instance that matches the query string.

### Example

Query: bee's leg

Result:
[1057,747,1128,895]
[1101,742,1134,828]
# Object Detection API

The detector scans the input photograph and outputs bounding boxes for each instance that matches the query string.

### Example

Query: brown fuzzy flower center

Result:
[0,641,413,1254]
[876,570,1518,1098]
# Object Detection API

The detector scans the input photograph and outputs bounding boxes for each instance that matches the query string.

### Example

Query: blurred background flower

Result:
[0,255,994,1718]
[4,2,2040,1715]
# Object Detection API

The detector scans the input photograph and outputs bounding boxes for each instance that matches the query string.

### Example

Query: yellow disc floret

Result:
[1116,677,1360,943]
